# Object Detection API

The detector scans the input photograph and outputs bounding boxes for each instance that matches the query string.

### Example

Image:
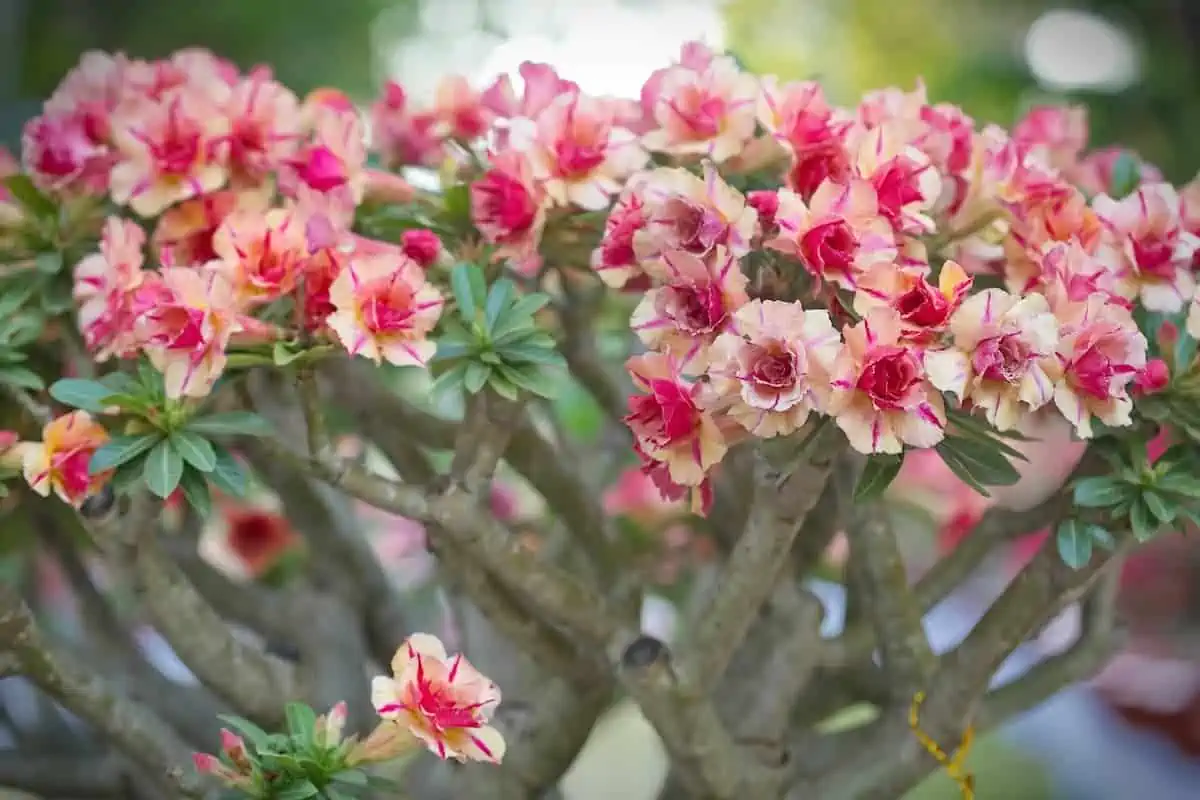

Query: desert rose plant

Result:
[2,39,1200,800]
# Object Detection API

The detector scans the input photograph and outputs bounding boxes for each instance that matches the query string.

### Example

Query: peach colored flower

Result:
[826,307,947,454]
[848,122,942,235]
[298,245,346,332]
[756,77,832,152]
[1052,292,1147,438]
[470,148,546,263]
[427,75,492,142]
[483,61,579,123]
[766,180,897,290]
[854,260,972,341]
[326,253,443,367]
[19,411,110,507]
[134,267,243,399]
[221,72,302,187]
[630,247,748,372]
[931,289,1061,431]
[372,633,505,764]
[632,165,758,264]
[1093,183,1200,312]
[513,91,647,211]
[74,216,147,360]
[624,352,728,487]
[1012,105,1088,172]
[152,189,268,267]
[707,299,841,437]
[591,184,648,289]
[193,729,255,791]
[211,207,309,306]
[108,90,229,216]
[641,49,757,163]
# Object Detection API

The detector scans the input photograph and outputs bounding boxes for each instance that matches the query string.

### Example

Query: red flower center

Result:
[475,172,537,236]
[872,159,926,226]
[53,449,94,499]
[894,281,951,328]
[857,346,922,410]
[799,219,857,276]
[667,284,727,334]
[973,333,1031,383]
[625,378,701,447]
[227,510,294,573]
[665,199,728,254]
[750,347,798,388]
[297,146,348,192]
[1132,234,1177,279]
[362,280,417,335]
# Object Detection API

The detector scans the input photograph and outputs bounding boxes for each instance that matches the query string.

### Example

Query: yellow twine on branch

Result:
[909,691,976,800]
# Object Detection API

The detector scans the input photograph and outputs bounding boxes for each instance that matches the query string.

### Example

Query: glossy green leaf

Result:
[463,361,490,394]
[178,468,212,518]
[1141,489,1177,523]
[854,454,904,502]
[185,411,274,437]
[483,278,515,332]
[1072,476,1129,508]
[89,434,163,473]
[496,363,563,398]
[3,174,56,218]
[486,371,520,401]
[208,445,250,497]
[285,702,318,741]
[432,340,473,362]
[430,362,468,398]
[216,714,272,749]
[1129,498,1157,542]
[936,436,1021,486]
[498,342,567,367]
[49,378,118,413]
[1108,151,1140,199]
[0,366,44,391]
[450,262,486,322]
[170,432,217,472]
[34,251,63,274]
[1055,519,1093,570]
[143,440,184,499]
[275,782,319,800]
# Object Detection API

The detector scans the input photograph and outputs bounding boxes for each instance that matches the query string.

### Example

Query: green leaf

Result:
[0,282,35,318]
[486,371,520,400]
[223,351,277,369]
[170,432,217,472]
[98,372,139,394]
[935,436,1020,494]
[216,714,272,749]
[1141,489,1177,523]
[0,365,44,391]
[450,263,486,322]
[89,434,163,473]
[331,770,369,787]
[493,326,555,349]
[496,362,564,398]
[0,313,44,349]
[854,454,905,502]
[272,341,306,367]
[1108,151,1140,199]
[49,378,118,413]
[178,468,212,518]
[442,183,471,226]
[490,292,551,340]
[143,440,184,499]
[34,251,63,274]
[3,174,56,218]
[98,393,154,416]
[185,411,274,438]
[430,362,468,398]
[1085,523,1117,550]
[1129,498,1157,542]
[1055,519,1093,569]
[274,780,320,799]
[110,456,150,495]
[934,445,990,496]
[1156,471,1200,500]
[483,278,515,333]
[1175,331,1199,375]
[1072,476,1129,508]
[208,445,250,497]
[38,278,74,314]
[432,340,473,363]
[285,702,318,741]
[463,361,490,394]
[497,342,567,367]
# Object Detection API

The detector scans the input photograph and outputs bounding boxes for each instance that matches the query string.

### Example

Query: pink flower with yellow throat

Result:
[632,164,759,264]
[624,352,728,488]
[826,307,948,455]
[152,189,268,267]
[211,207,309,306]
[280,104,367,233]
[20,411,110,508]
[929,288,1061,432]
[512,90,648,211]
[706,299,841,438]
[220,71,303,188]
[854,260,972,342]
[326,252,444,367]
[134,268,243,399]
[630,247,749,372]
[847,121,942,236]
[372,633,506,764]
[1093,183,1200,313]
[73,216,147,361]
[766,179,897,291]
[641,45,758,163]
[1052,292,1147,438]
[108,88,230,217]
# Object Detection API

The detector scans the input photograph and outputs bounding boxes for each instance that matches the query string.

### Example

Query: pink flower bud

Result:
[747,190,780,235]
[401,229,442,268]
[1134,358,1170,395]
[192,753,221,774]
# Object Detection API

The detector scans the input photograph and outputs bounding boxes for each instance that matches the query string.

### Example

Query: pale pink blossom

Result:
[326,253,444,367]
[370,81,442,168]
[603,467,686,527]
[766,180,897,290]
[630,247,749,371]
[624,352,728,488]
[21,111,114,196]
[74,216,147,360]
[632,165,758,263]
[372,633,505,764]
[931,289,1060,431]
[221,72,302,187]
[755,77,832,152]
[483,62,579,122]
[211,207,309,306]
[1035,239,1124,311]
[1052,292,1147,438]
[826,307,947,454]
[1093,183,1200,312]
[591,183,649,289]
[1012,105,1088,172]
[847,122,942,235]
[427,75,491,142]
[280,105,367,234]
[707,299,841,437]
[470,148,547,265]
[19,411,111,508]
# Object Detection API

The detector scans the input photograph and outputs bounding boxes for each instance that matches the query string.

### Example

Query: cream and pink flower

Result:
[630,247,748,371]
[766,180,896,290]
[1093,183,1200,312]
[370,81,443,168]
[826,307,947,454]
[848,122,942,235]
[931,289,1060,431]
[512,91,647,210]
[624,352,728,487]
[326,253,443,367]
[74,216,147,360]
[632,165,758,263]
[371,633,505,764]
[221,72,302,187]
[19,411,111,508]
[280,105,367,232]
[1035,239,1124,310]
[134,267,243,399]
[1012,105,1088,172]
[470,148,546,262]
[641,48,758,163]
[153,189,267,267]
[483,61,579,123]
[21,111,114,197]
[591,184,649,289]
[854,260,972,341]
[706,299,841,437]
[1052,292,1147,438]
[198,495,301,582]
[211,207,309,306]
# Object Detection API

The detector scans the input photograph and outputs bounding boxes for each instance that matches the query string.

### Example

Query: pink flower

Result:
[199,497,300,582]
[746,189,780,237]
[630,247,749,371]
[192,729,254,791]
[624,352,728,487]
[73,216,147,360]
[848,122,942,235]
[470,149,546,261]
[707,299,842,437]
[221,72,302,187]
[370,81,443,168]
[641,47,758,163]
[766,180,897,290]
[428,75,491,142]
[931,289,1061,431]
[603,467,686,526]
[108,89,229,216]
[299,245,346,332]
[372,633,505,764]
[483,62,579,122]
[21,111,113,196]
[855,260,972,341]
[1093,183,1200,312]
[826,307,947,454]
[514,91,647,210]
[401,229,443,268]
[1012,105,1088,172]
[152,189,266,267]
[1052,292,1147,438]
[280,105,367,232]
[211,207,309,306]
[134,268,243,399]
[756,77,833,153]
[591,185,649,289]
[19,411,111,508]
[1035,239,1124,310]
[632,165,759,264]
[1133,358,1170,396]
[1071,147,1161,198]
[326,253,444,367]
